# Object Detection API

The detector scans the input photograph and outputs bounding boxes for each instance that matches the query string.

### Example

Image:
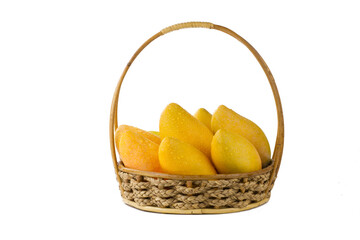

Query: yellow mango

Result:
[114,125,161,152]
[211,129,262,173]
[211,105,271,167]
[159,137,217,175]
[159,103,213,158]
[118,130,162,172]
[148,131,160,136]
[194,108,212,130]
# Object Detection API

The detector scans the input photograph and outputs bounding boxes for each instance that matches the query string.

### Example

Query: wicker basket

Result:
[109,22,284,214]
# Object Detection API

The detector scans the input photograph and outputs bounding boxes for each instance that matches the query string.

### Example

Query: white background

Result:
[1,1,359,239]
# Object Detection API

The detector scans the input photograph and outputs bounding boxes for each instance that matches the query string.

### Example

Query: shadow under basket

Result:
[109,22,284,214]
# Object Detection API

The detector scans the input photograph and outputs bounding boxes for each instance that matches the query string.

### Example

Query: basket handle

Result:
[109,22,284,192]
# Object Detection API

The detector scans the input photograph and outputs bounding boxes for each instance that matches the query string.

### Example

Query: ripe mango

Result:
[118,130,162,172]
[211,129,262,173]
[194,108,212,130]
[114,125,161,152]
[159,137,217,175]
[159,103,213,158]
[211,105,271,167]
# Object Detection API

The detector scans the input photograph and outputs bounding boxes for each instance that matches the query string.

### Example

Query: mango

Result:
[148,131,160,136]
[159,103,213,158]
[211,129,262,173]
[114,125,161,152]
[159,137,217,175]
[194,108,212,130]
[211,105,271,167]
[118,130,162,172]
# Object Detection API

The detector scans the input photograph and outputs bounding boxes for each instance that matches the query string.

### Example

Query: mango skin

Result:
[194,108,212,130]
[115,125,161,152]
[148,131,160,137]
[118,130,162,172]
[159,103,213,158]
[159,137,217,175]
[211,129,262,173]
[211,105,271,167]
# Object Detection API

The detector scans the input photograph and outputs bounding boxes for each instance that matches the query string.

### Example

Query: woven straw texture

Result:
[118,168,274,210]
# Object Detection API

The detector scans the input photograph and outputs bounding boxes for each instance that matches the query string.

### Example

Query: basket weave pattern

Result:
[119,169,273,210]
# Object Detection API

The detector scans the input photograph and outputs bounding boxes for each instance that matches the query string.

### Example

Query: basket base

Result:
[122,197,270,214]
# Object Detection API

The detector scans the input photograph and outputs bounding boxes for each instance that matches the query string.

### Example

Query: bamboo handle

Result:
[161,22,214,34]
[110,22,284,194]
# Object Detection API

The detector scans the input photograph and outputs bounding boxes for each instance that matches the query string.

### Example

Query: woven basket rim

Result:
[118,159,274,180]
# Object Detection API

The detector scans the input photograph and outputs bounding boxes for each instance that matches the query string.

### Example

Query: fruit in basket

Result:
[194,108,212,130]
[211,105,271,167]
[211,129,262,173]
[115,104,270,174]
[159,137,217,175]
[118,130,162,172]
[148,131,160,136]
[159,103,213,158]
[115,125,161,152]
